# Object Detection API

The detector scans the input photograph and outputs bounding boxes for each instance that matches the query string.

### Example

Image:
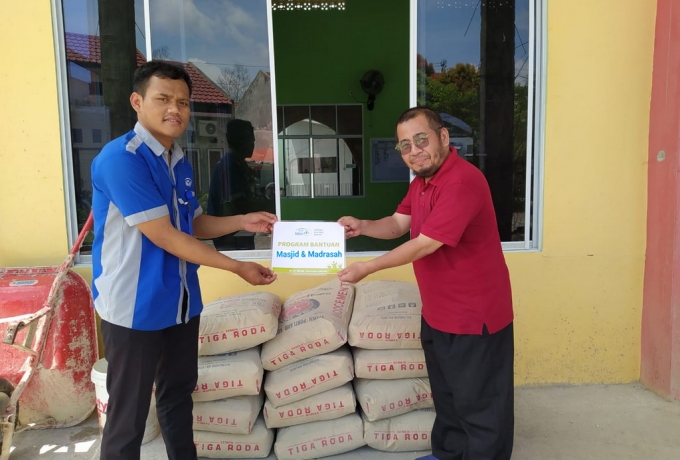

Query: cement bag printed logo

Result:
[280,298,320,321]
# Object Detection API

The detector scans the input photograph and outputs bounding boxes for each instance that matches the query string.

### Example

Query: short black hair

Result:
[395,106,445,135]
[132,61,193,96]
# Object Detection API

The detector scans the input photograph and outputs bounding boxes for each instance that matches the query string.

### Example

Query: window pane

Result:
[337,105,362,135]
[340,137,363,196]
[146,0,274,251]
[62,1,275,253]
[283,138,311,197]
[62,0,147,253]
[278,105,363,202]
[417,0,533,242]
[312,139,338,196]
[283,106,310,135]
[311,106,336,134]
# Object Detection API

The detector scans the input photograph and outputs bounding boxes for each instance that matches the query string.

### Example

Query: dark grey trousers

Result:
[421,318,515,460]
[100,314,199,460]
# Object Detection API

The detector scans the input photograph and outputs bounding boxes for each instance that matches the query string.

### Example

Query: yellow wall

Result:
[1,2,69,267]
[1,0,656,385]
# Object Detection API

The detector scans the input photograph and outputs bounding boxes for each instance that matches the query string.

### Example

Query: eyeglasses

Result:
[394,128,442,155]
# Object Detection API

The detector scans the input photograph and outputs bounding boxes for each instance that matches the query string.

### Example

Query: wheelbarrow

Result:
[0,212,98,459]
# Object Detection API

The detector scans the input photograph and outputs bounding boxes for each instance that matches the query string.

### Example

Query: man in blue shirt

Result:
[91,61,277,460]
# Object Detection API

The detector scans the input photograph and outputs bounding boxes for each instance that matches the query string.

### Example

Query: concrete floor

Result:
[4,382,680,459]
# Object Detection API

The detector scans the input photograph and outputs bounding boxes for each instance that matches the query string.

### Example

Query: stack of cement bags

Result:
[261,279,366,460]
[192,292,281,458]
[349,280,435,454]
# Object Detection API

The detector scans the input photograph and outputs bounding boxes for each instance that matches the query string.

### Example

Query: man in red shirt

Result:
[338,107,514,460]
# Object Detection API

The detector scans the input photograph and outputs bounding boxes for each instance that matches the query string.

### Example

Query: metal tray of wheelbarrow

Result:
[0,212,98,434]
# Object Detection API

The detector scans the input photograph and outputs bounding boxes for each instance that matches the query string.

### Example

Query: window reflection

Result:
[417,0,533,242]
[148,0,275,250]
[208,119,275,250]
[62,0,275,252]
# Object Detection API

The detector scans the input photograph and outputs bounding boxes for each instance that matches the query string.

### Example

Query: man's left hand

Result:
[243,212,278,233]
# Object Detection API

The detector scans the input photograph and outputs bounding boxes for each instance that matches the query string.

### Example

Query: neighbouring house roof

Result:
[65,32,146,66]
[249,148,274,164]
[64,32,231,105]
[183,63,232,105]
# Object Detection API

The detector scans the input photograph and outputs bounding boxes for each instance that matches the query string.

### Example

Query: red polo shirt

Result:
[396,149,513,335]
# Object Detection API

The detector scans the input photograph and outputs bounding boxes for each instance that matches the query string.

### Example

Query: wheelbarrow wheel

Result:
[0,377,16,452]
[0,377,14,397]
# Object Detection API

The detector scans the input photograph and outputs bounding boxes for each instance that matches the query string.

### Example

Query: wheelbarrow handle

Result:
[70,210,94,257]
[52,210,93,275]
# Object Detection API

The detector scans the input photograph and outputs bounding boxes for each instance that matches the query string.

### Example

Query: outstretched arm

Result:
[338,213,411,240]
[337,233,443,284]
[137,215,276,285]
[193,211,277,239]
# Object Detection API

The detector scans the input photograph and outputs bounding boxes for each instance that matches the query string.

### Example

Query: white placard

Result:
[271,221,345,275]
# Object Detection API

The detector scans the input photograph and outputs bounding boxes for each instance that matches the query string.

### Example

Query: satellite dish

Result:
[359,70,385,111]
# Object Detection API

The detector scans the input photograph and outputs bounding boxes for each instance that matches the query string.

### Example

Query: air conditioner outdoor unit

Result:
[197,120,218,137]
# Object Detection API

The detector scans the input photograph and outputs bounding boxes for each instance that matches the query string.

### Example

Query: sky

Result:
[63,0,532,85]
[418,0,532,84]
[63,0,271,82]
[148,0,270,74]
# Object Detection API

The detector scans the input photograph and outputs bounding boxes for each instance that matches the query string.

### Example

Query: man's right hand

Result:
[235,261,277,285]
[338,216,363,239]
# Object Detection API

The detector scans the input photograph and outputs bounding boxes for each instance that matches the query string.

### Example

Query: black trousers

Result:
[421,318,514,460]
[99,315,199,460]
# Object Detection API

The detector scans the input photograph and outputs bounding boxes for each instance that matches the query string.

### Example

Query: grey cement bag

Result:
[264,346,354,408]
[193,348,263,402]
[263,382,356,428]
[192,393,264,434]
[261,279,355,370]
[193,416,274,458]
[274,412,365,460]
[363,408,435,452]
[353,377,433,421]
[198,292,281,356]
[353,348,428,379]
[348,280,423,349]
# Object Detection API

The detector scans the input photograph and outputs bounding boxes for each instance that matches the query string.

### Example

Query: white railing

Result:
[286,183,353,197]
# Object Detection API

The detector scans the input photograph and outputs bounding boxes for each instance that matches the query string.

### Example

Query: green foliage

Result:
[438,63,481,93]
[76,207,95,246]
[417,56,530,213]
[197,192,209,214]
[416,54,435,76]
[417,69,479,137]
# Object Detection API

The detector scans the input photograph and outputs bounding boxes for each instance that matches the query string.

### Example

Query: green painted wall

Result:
[272,0,411,251]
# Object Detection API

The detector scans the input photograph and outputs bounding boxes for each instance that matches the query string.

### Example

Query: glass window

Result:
[277,104,364,199]
[416,0,541,246]
[59,0,274,253]
[58,0,541,258]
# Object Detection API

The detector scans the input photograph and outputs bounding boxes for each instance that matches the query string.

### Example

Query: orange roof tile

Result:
[64,33,231,105]
[248,148,274,163]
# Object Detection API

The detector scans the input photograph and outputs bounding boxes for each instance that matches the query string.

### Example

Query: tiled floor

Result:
[4,382,680,460]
